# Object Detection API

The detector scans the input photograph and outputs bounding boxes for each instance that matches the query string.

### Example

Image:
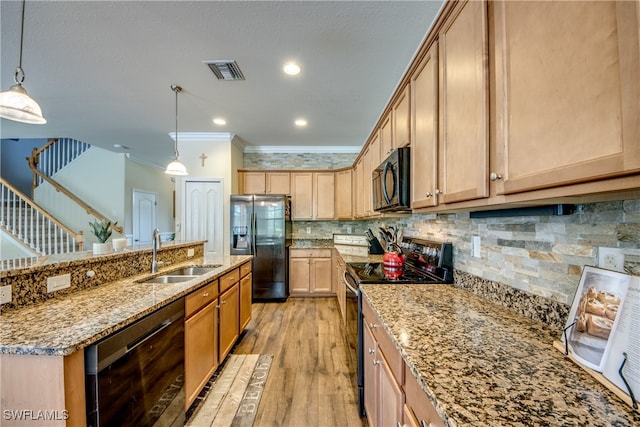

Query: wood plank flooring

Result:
[232,297,366,427]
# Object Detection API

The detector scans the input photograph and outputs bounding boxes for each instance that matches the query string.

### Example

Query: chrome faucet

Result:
[151,229,161,273]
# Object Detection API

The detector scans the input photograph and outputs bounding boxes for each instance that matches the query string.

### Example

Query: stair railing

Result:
[0,178,84,255]
[28,138,124,234]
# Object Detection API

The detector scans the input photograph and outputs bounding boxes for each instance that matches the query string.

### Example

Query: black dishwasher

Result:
[85,298,185,427]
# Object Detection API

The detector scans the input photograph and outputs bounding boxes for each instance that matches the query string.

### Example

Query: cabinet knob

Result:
[203,292,209,297]
[222,300,226,304]
[490,172,503,181]
[425,192,433,198]
[434,189,442,195]
[369,323,377,329]
[420,420,434,427]
[373,360,380,366]
[368,348,375,355]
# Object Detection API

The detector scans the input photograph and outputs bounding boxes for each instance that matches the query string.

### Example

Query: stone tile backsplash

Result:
[244,152,357,169]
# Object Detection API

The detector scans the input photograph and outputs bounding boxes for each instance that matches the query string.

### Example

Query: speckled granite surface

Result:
[289,239,334,248]
[0,255,252,356]
[361,284,639,426]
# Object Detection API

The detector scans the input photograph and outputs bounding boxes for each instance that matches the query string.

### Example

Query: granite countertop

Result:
[0,254,252,356]
[289,239,334,249]
[361,284,639,426]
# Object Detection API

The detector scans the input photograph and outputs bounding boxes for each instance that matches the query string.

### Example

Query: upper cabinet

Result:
[335,169,353,219]
[239,171,290,195]
[437,0,489,205]
[411,41,439,210]
[392,85,411,149]
[492,0,640,195]
[291,172,335,220]
[380,113,393,159]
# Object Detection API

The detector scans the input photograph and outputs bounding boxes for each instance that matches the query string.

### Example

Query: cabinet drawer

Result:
[404,368,444,427]
[185,281,218,318]
[220,269,240,293]
[363,298,404,385]
[240,261,252,278]
[290,248,332,258]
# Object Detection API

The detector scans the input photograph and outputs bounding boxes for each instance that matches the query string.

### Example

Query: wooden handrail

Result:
[0,177,84,251]
[27,153,124,235]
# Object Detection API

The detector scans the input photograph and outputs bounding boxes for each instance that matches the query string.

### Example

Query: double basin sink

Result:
[137,265,222,284]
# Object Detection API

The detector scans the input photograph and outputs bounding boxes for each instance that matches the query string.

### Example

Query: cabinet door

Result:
[313,172,335,220]
[380,113,393,158]
[392,85,411,149]
[411,41,439,209]
[291,172,313,219]
[241,172,266,194]
[266,172,291,194]
[353,160,364,218]
[378,351,404,427]
[289,257,311,294]
[438,0,489,204]
[335,169,353,219]
[310,258,333,293]
[363,324,378,427]
[219,285,239,361]
[493,1,640,194]
[240,273,252,330]
[185,301,218,408]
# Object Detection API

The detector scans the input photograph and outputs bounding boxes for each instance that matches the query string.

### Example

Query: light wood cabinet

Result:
[353,159,364,218]
[291,172,335,220]
[492,0,640,195]
[185,280,219,408]
[392,85,411,149]
[403,365,445,427]
[335,169,353,219]
[289,249,334,296]
[333,249,347,324]
[363,301,403,427]
[185,297,218,408]
[239,171,290,194]
[437,0,489,205]
[363,134,381,217]
[240,271,252,330]
[380,113,393,159]
[219,284,239,361]
[411,41,439,210]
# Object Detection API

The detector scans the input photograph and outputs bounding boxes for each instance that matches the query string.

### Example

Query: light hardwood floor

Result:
[232,297,366,427]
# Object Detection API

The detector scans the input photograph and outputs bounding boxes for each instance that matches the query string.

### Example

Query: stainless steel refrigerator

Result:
[230,194,291,301]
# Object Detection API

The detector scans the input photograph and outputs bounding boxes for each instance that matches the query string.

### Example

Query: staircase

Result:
[1,178,83,256]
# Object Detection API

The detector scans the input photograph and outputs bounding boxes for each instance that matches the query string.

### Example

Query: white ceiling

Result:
[0,0,444,168]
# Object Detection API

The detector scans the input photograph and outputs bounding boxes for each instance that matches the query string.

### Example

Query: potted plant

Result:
[89,219,116,255]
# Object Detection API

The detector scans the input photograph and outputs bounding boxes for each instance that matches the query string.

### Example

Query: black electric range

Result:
[343,237,453,418]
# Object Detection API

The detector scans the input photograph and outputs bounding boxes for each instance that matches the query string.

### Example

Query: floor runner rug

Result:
[186,354,273,427]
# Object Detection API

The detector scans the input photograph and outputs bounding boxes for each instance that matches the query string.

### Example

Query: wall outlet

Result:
[347,226,353,234]
[187,248,195,257]
[598,247,624,272]
[306,227,311,234]
[0,285,11,304]
[472,236,481,258]
[47,273,71,293]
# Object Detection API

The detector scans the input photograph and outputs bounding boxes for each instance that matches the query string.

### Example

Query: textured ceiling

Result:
[0,1,444,168]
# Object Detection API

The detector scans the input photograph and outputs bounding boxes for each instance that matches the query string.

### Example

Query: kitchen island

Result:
[361,284,639,426]
[0,247,252,427]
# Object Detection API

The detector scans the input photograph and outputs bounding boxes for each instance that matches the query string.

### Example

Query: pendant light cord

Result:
[14,0,26,84]
[172,84,182,159]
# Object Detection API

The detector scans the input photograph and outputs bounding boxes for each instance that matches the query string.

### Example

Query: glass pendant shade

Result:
[0,82,46,124]
[165,158,188,175]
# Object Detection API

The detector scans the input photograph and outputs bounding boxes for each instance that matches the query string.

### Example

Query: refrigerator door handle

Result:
[251,212,257,255]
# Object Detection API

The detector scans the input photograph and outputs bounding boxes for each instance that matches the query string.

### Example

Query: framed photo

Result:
[563,266,631,371]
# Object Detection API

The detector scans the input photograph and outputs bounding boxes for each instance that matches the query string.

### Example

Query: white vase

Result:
[93,242,112,255]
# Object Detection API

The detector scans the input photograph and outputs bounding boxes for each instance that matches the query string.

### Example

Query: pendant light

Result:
[165,84,188,176]
[0,0,46,124]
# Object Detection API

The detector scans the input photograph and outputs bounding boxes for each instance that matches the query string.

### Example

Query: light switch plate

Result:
[47,273,71,293]
[0,285,11,304]
[472,236,481,258]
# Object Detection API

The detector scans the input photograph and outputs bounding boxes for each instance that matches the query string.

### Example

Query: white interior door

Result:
[133,189,157,244]
[184,180,223,256]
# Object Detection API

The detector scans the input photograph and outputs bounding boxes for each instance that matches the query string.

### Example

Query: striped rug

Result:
[186,354,273,427]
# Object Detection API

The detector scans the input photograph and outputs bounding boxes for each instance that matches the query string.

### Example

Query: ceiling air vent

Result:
[205,60,245,81]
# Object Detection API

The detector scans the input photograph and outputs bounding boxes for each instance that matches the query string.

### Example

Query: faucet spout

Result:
[151,229,161,273]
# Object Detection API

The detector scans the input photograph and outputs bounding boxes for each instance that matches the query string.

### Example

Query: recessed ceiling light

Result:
[113,144,129,150]
[213,117,226,126]
[294,119,307,127]
[283,62,301,76]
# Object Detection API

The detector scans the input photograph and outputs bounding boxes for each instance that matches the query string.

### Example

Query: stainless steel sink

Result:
[165,265,222,276]
[141,275,197,284]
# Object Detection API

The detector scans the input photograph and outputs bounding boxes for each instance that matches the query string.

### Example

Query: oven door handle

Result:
[343,270,359,295]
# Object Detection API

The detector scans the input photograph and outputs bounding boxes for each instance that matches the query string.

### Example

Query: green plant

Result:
[89,219,116,243]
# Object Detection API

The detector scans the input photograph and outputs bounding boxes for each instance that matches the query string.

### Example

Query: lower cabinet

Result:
[219,283,240,361]
[403,367,445,427]
[240,272,252,330]
[289,249,334,296]
[185,280,219,408]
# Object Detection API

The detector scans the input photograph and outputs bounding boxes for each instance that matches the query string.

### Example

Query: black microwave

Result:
[372,147,411,212]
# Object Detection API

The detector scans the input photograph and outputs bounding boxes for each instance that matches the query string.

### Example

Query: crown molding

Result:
[243,145,362,154]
